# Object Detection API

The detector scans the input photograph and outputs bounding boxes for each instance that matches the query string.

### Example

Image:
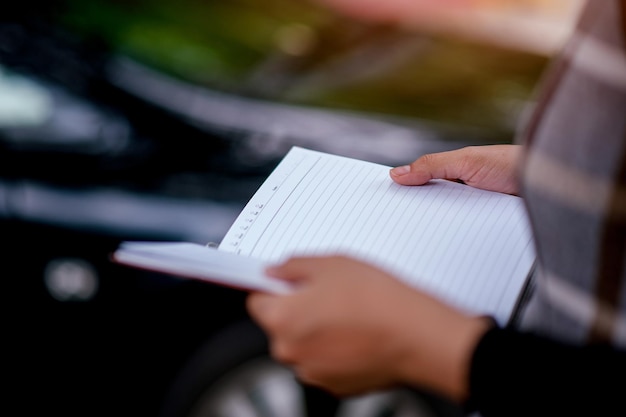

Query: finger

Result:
[247,292,299,343]
[389,148,472,186]
[265,256,323,283]
[246,292,277,323]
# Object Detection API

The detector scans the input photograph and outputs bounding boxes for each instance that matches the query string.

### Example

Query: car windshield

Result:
[53,0,582,143]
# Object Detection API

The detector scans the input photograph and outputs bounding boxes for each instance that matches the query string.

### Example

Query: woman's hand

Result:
[390,144,523,195]
[247,255,492,402]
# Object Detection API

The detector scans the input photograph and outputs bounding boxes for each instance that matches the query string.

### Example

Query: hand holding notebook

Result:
[113,146,536,326]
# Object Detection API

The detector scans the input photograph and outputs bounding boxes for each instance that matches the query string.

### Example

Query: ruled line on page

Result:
[219,147,318,252]
[251,156,334,260]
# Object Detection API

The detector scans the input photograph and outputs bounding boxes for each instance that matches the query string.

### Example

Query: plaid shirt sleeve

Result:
[468,1,626,415]
[518,0,626,348]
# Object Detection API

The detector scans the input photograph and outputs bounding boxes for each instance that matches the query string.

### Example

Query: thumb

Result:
[390,149,470,186]
[265,256,321,284]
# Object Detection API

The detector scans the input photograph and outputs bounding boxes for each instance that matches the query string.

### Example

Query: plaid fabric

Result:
[518,0,626,347]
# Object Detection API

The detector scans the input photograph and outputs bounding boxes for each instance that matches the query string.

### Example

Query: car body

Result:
[3,3,543,416]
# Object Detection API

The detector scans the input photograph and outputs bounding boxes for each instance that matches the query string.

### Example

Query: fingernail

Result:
[390,165,410,176]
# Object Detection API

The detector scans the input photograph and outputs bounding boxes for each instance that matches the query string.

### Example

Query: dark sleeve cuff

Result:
[466,326,626,417]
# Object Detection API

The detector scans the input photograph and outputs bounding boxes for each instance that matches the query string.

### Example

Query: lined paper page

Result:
[219,147,536,324]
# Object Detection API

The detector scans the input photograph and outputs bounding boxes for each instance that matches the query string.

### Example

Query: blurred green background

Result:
[59,0,549,143]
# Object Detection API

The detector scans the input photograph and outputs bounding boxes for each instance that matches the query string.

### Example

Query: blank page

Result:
[220,147,536,324]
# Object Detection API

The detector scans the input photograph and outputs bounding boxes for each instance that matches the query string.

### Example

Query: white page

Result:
[113,241,292,294]
[220,146,536,324]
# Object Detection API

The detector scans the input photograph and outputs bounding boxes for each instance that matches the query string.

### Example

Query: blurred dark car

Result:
[2,2,545,417]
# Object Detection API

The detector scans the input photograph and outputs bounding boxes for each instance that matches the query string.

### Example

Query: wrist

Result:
[447,316,495,403]
[395,310,494,404]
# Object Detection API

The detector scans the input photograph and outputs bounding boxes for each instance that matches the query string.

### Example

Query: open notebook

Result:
[113,146,536,325]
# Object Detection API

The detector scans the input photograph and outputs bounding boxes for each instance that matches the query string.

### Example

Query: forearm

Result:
[468,326,626,417]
